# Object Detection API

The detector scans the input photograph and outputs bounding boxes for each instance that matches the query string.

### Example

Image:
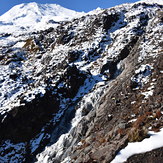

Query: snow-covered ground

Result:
[111,129,163,163]
[0,2,85,35]
[139,0,163,5]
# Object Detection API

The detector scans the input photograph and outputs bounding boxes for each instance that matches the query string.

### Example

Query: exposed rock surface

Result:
[0,1,162,163]
[126,147,163,163]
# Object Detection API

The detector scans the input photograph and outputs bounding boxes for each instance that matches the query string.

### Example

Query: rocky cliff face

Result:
[0,1,163,163]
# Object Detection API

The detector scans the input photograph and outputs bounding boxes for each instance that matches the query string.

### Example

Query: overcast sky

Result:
[0,0,138,16]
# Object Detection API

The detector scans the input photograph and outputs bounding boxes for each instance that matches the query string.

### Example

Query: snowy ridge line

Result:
[0,0,162,36]
[0,2,85,35]
[139,0,163,5]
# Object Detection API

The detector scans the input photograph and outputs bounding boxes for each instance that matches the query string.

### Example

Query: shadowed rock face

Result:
[58,65,87,98]
[102,13,120,31]
[0,1,162,163]
[0,91,60,142]
[0,64,86,142]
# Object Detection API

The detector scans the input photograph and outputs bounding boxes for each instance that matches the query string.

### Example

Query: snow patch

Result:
[131,64,152,89]
[30,133,44,153]
[0,140,26,163]
[111,128,163,163]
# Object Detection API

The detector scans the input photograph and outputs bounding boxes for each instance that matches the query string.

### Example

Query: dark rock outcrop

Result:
[0,90,59,142]
[126,147,163,163]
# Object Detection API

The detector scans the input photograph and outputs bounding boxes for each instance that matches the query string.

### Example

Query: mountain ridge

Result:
[0,2,85,34]
[0,1,162,162]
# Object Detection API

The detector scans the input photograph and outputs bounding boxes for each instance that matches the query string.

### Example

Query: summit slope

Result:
[0,2,84,34]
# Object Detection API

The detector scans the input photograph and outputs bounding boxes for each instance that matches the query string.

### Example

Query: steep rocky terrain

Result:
[0,0,162,162]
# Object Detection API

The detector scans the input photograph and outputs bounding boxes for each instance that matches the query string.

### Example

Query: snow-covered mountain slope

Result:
[0,1,163,163]
[0,2,84,35]
[139,0,163,5]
